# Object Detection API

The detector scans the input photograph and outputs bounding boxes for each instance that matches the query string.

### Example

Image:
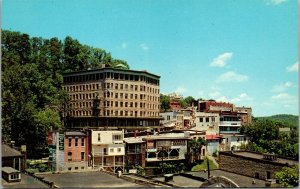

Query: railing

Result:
[97,162,124,167]
[219,130,240,134]
[219,121,241,126]
[126,149,141,154]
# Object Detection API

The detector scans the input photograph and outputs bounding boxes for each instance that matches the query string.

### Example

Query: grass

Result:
[191,159,218,171]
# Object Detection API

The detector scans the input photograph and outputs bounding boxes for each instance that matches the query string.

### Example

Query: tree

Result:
[275,165,299,187]
[241,119,298,158]
[160,94,170,112]
[2,29,129,158]
[188,138,207,163]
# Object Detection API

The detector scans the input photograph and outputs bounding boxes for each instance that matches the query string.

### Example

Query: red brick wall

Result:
[64,136,88,163]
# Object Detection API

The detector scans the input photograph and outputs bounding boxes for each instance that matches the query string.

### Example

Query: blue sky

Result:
[3,0,298,116]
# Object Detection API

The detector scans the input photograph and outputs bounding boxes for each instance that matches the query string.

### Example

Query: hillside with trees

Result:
[256,114,298,128]
[241,119,298,159]
[2,30,129,158]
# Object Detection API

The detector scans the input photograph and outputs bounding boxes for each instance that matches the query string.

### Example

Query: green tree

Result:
[160,94,170,112]
[275,165,299,187]
[188,138,207,163]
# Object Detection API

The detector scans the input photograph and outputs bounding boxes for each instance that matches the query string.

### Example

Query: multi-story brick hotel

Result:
[62,67,162,130]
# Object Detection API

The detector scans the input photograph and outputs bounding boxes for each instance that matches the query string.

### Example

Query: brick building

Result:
[64,131,89,171]
[234,106,252,126]
[62,68,162,131]
[168,93,183,111]
[198,100,234,113]
[219,151,298,180]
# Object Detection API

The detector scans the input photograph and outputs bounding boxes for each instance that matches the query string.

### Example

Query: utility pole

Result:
[206,156,210,178]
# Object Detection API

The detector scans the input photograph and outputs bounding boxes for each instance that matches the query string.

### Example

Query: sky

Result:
[3,0,298,117]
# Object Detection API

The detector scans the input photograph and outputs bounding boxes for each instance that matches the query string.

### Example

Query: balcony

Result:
[219,121,241,126]
[219,130,240,134]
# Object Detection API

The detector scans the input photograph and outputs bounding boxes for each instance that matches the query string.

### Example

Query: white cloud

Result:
[271,81,293,93]
[208,91,221,98]
[175,86,187,95]
[271,93,298,105]
[286,61,298,72]
[121,43,127,49]
[216,71,249,83]
[231,93,253,103]
[140,43,149,51]
[266,0,288,5]
[210,52,233,67]
[216,96,230,102]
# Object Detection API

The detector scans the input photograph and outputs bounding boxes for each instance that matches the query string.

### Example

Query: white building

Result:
[194,112,220,134]
[91,130,125,172]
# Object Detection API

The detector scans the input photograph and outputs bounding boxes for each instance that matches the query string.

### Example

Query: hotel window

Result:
[130,94,133,99]
[115,83,118,89]
[68,138,72,147]
[120,102,123,107]
[98,133,101,142]
[135,102,137,107]
[199,117,203,122]
[125,111,128,116]
[135,85,138,91]
[125,102,128,107]
[120,84,123,89]
[110,148,114,153]
[125,94,128,99]
[206,117,209,122]
[135,94,138,99]
[81,138,84,146]
[81,152,85,161]
[118,148,121,152]
[115,93,118,98]
[120,111,123,116]
[130,102,133,107]
[75,138,78,146]
[115,101,118,107]
[115,111,118,116]
[125,84,128,90]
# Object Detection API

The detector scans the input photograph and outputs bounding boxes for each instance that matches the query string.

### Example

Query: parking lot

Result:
[42,171,148,188]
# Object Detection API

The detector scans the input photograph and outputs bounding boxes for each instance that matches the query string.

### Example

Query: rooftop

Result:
[221,151,298,166]
[65,131,86,136]
[187,170,266,187]
[2,167,20,174]
[2,144,23,157]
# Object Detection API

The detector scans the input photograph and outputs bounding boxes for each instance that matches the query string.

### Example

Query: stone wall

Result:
[219,152,286,180]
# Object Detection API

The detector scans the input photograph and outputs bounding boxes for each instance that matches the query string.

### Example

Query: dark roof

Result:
[65,131,86,137]
[62,67,160,79]
[2,144,23,157]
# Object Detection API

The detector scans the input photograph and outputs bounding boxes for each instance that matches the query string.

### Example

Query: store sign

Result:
[59,133,64,150]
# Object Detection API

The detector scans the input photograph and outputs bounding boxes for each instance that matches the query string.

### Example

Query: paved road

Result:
[42,171,147,188]
[2,173,48,188]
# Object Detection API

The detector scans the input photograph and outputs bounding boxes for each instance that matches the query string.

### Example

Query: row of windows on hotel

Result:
[63,72,159,85]
[69,110,159,117]
[70,101,159,110]
[69,92,160,102]
[64,83,159,94]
